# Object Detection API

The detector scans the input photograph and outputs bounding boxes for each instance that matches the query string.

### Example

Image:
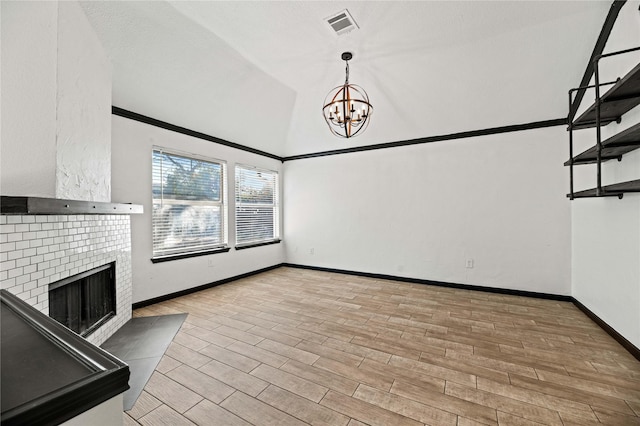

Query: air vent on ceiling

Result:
[326,9,359,36]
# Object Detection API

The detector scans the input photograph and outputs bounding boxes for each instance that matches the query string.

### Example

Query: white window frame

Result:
[151,147,228,261]
[235,164,280,248]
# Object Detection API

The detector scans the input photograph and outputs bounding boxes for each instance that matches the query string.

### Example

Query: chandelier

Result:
[322,52,372,138]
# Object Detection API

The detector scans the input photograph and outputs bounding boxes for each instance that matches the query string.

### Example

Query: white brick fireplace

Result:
[1,212,134,345]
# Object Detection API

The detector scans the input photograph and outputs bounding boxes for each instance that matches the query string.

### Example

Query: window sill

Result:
[151,247,230,263]
[235,239,281,251]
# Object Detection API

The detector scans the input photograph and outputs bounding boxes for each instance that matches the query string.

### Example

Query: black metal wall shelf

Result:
[571,61,640,130]
[567,46,640,200]
[567,179,640,199]
[565,122,640,165]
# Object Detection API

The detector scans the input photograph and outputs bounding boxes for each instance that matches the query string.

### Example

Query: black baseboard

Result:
[283,263,572,302]
[571,297,640,362]
[131,264,284,309]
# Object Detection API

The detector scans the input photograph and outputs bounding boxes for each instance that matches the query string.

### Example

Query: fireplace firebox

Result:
[49,262,116,337]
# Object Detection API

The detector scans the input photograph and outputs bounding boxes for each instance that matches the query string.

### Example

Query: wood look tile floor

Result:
[123,267,640,426]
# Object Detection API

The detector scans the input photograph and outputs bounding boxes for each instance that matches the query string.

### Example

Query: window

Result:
[235,165,279,247]
[152,148,227,260]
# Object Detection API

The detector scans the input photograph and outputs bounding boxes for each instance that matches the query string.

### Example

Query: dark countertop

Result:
[0,290,130,426]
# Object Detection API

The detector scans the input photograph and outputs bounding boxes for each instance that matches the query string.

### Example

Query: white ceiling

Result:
[80,1,612,157]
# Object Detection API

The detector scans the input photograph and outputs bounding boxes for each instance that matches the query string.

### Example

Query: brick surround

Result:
[0,214,132,346]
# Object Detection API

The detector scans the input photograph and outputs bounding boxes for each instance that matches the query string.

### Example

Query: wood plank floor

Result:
[123,267,640,426]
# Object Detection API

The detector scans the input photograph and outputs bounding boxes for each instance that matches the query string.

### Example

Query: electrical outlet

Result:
[208,258,215,267]
[466,259,474,269]
[309,248,315,255]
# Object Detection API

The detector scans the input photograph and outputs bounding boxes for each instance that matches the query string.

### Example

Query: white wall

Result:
[80,0,296,158]
[111,116,285,303]
[571,1,640,349]
[62,394,123,426]
[284,125,571,295]
[0,1,111,202]
[1,1,58,198]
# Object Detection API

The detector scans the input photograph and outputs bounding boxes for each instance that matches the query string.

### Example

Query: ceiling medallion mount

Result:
[323,51,372,138]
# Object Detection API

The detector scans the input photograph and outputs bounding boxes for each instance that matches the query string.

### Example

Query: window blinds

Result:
[152,149,225,258]
[235,165,279,246]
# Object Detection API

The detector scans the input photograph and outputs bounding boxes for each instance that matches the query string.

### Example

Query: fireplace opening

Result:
[49,262,116,337]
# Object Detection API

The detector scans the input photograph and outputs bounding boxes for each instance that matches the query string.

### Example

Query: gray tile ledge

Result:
[1,196,143,215]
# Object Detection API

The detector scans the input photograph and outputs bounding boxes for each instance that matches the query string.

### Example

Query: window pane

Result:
[235,165,278,246]
[236,168,275,204]
[153,149,225,257]
[153,151,221,201]
[236,206,275,241]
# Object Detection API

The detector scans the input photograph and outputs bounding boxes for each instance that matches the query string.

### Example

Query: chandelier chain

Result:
[345,60,350,85]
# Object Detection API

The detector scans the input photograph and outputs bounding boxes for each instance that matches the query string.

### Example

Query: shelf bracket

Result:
[568,89,575,200]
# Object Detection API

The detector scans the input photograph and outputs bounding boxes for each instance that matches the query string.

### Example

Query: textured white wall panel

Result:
[56,1,112,202]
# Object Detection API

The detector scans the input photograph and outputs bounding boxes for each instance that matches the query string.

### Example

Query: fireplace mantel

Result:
[1,196,143,215]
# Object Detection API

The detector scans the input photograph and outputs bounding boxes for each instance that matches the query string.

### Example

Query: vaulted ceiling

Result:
[80,1,612,157]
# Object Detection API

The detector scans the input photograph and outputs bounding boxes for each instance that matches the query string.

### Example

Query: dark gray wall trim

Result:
[131,264,284,309]
[283,118,567,161]
[150,247,231,264]
[571,297,640,361]
[235,239,282,251]
[1,196,143,215]
[113,106,566,163]
[112,106,284,161]
[568,0,626,123]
